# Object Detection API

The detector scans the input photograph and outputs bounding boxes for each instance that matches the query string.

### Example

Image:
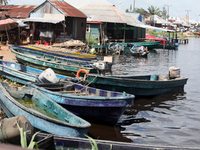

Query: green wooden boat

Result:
[121,41,160,51]
[85,74,188,97]
[9,45,98,76]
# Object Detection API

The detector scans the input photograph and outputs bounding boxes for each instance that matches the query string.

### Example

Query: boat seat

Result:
[158,75,168,81]
[53,60,61,63]
[43,58,51,61]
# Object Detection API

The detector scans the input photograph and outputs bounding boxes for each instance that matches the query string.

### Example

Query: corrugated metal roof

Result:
[64,0,111,8]
[146,15,170,25]
[0,5,37,18]
[49,0,87,18]
[80,4,144,27]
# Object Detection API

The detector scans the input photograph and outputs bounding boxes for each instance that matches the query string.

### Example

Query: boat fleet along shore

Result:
[0,44,188,150]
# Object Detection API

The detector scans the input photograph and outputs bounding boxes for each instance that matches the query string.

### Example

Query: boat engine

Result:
[92,56,113,75]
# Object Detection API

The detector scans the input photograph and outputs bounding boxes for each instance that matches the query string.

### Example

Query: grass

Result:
[147,30,196,39]
[17,123,40,149]
[85,135,98,150]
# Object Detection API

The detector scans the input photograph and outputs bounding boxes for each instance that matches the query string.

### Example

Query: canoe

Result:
[12,45,94,62]
[120,41,160,49]
[9,45,98,76]
[124,45,148,57]
[85,74,188,96]
[0,60,73,85]
[35,132,195,150]
[28,81,134,125]
[0,81,91,137]
[28,45,96,59]
[0,60,134,125]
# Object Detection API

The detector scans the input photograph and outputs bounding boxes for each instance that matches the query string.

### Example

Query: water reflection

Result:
[94,38,200,148]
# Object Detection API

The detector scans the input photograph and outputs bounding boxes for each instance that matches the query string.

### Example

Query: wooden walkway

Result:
[177,38,189,44]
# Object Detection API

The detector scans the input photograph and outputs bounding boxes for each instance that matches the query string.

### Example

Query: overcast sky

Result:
[8,0,200,21]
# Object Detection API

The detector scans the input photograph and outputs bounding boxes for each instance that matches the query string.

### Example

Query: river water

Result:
[89,37,200,148]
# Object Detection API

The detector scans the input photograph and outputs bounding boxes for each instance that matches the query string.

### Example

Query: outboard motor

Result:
[37,68,57,83]
[92,56,113,75]
[169,66,180,79]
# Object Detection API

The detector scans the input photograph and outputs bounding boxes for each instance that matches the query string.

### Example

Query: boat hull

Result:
[29,82,134,126]
[0,60,73,84]
[9,45,98,76]
[0,60,134,125]
[0,82,90,137]
[28,45,96,59]
[14,45,94,61]
[85,74,188,96]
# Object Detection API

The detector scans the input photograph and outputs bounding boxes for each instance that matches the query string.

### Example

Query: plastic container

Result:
[38,68,57,83]
[150,75,158,81]
[44,42,50,45]
[37,40,41,44]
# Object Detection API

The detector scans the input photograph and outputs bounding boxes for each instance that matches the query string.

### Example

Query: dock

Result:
[176,38,189,44]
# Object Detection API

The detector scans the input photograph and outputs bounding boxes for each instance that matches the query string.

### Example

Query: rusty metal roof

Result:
[49,0,87,18]
[0,5,37,19]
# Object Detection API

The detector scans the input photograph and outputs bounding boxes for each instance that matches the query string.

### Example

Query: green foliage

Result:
[147,5,162,17]
[147,30,164,37]
[86,35,98,45]
[85,135,98,150]
[17,123,40,149]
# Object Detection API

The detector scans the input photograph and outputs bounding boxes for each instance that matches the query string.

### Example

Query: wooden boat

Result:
[28,45,97,59]
[9,45,99,76]
[0,81,91,137]
[85,74,188,97]
[0,60,73,85]
[120,41,160,50]
[126,45,148,57]
[35,132,195,150]
[28,81,134,125]
[12,45,94,62]
[0,60,134,125]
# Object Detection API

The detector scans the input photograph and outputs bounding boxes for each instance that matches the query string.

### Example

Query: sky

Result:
[8,0,200,21]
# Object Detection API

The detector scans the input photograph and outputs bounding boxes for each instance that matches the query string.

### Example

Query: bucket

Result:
[44,42,50,45]
[37,40,41,44]
[38,68,57,83]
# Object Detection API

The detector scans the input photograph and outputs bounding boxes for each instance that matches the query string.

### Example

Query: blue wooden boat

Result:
[0,60,73,85]
[12,45,94,62]
[85,74,188,96]
[28,81,134,125]
[9,45,99,76]
[0,60,134,125]
[35,132,195,150]
[0,81,91,137]
[28,45,97,60]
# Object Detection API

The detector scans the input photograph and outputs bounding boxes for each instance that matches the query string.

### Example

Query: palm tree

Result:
[135,8,148,14]
[147,5,162,17]
[0,0,8,5]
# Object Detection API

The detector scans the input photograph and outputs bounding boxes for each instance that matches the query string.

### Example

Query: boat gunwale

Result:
[86,74,188,84]
[29,82,135,100]
[28,45,96,58]
[10,48,95,70]
[0,82,91,128]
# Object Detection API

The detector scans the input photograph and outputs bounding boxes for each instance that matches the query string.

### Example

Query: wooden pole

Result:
[123,24,126,43]
[87,29,91,46]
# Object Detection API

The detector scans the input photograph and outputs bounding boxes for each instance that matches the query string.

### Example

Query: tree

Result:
[162,6,168,20]
[135,8,148,14]
[0,0,8,5]
[147,5,162,17]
